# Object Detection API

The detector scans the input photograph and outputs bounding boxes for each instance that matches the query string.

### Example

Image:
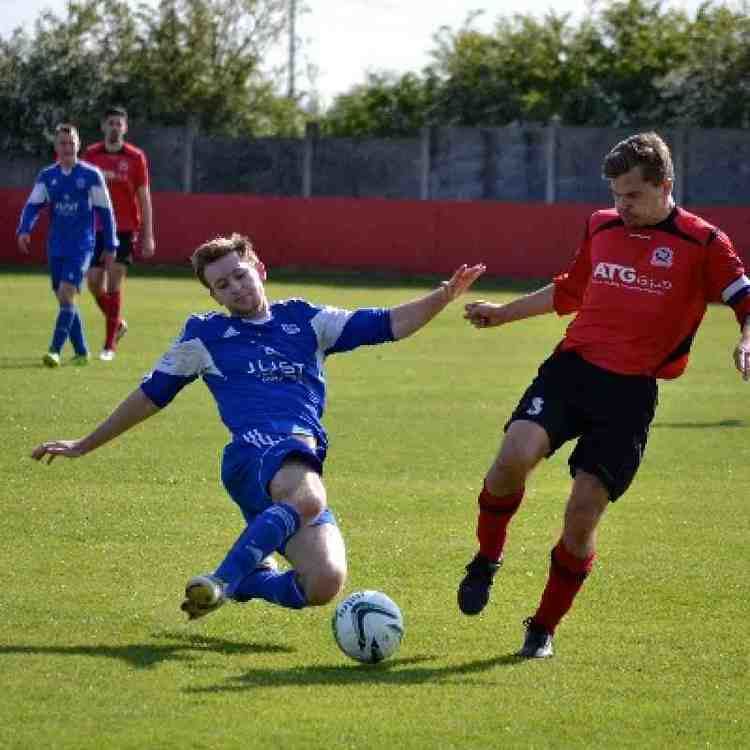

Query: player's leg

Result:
[518,363,657,658]
[279,521,346,605]
[518,471,607,659]
[101,233,133,358]
[87,233,109,321]
[47,263,87,365]
[67,253,93,362]
[457,420,549,615]
[458,353,572,615]
[182,437,328,619]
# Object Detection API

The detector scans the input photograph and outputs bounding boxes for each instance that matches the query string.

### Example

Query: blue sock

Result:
[50,305,75,353]
[234,568,307,609]
[214,503,301,595]
[68,307,88,355]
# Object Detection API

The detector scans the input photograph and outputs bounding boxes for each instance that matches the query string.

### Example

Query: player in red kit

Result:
[83,106,156,361]
[456,132,750,658]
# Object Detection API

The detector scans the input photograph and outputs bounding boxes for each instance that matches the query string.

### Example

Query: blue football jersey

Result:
[140,299,395,449]
[17,160,118,257]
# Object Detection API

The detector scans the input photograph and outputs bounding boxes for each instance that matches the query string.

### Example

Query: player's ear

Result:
[255,261,267,281]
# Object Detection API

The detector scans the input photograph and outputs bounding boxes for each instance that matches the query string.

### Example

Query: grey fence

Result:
[2,123,749,204]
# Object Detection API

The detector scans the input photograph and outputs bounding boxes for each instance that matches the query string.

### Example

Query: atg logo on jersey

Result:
[592,262,672,293]
[651,246,673,267]
[281,323,301,335]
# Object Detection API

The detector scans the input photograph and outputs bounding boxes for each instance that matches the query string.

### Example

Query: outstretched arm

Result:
[31,387,161,463]
[389,263,486,340]
[464,283,556,329]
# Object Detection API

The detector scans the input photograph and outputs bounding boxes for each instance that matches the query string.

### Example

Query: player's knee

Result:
[303,564,346,606]
[287,476,327,522]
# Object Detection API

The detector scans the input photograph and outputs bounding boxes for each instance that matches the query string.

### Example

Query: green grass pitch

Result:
[0,267,748,749]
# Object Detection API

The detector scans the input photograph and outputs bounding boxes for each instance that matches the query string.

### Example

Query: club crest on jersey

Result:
[282,324,300,334]
[651,246,673,268]
[76,178,86,189]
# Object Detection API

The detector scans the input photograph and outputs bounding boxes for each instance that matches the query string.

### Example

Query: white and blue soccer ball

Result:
[332,590,404,664]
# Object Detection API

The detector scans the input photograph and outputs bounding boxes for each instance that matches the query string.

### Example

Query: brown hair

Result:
[602,132,674,186]
[103,106,128,120]
[190,233,260,288]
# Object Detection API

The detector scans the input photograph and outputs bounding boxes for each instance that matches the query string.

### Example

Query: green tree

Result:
[321,71,434,137]
[655,2,750,127]
[0,0,304,153]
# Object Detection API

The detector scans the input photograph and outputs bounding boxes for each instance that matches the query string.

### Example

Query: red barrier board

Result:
[2,188,747,278]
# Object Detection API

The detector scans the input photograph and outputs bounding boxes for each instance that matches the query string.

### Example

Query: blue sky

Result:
[0,0,713,105]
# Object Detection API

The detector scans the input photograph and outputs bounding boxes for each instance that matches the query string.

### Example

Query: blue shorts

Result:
[221,435,336,548]
[49,253,93,292]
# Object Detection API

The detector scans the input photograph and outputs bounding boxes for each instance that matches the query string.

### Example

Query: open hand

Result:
[31,440,86,464]
[441,264,486,302]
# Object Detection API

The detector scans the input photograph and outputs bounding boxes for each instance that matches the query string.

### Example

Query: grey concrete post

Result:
[545,117,560,204]
[672,127,687,205]
[420,126,432,200]
[303,121,319,198]
[182,115,199,194]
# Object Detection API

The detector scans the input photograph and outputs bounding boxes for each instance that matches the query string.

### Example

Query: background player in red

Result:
[84,106,156,361]
[456,132,750,658]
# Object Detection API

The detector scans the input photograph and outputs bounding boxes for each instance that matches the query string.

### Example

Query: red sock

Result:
[476,483,524,562]
[94,293,109,316]
[533,540,595,634]
[104,291,121,349]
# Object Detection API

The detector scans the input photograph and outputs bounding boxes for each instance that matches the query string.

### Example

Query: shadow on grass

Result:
[0,356,49,370]
[187,652,525,694]
[0,631,294,670]
[652,419,745,429]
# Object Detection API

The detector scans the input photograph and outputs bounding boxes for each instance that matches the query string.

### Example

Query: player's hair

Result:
[103,106,128,120]
[191,233,260,288]
[54,123,80,143]
[602,132,674,186]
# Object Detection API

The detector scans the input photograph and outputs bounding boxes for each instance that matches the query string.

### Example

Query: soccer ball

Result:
[332,590,404,664]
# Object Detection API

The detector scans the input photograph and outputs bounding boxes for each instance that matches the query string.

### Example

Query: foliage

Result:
[0,0,305,153]
[322,0,750,136]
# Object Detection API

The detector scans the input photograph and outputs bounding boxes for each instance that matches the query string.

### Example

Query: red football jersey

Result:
[553,207,750,379]
[82,142,149,232]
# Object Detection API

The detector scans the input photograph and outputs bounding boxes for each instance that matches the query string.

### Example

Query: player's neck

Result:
[652,197,675,224]
[104,141,125,153]
[58,158,77,173]
[235,303,271,321]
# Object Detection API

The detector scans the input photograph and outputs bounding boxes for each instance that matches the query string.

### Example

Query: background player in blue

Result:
[31,234,485,620]
[17,123,118,367]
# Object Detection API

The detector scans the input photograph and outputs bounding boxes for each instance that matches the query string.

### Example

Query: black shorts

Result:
[507,349,658,501]
[91,231,135,267]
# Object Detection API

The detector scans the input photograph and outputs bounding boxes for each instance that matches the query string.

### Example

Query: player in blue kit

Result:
[17,123,118,367]
[31,234,485,620]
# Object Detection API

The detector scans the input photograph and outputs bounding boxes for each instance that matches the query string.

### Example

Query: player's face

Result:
[102,115,127,147]
[54,132,79,166]
[205,252,268,317]
[610,166,673,227]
